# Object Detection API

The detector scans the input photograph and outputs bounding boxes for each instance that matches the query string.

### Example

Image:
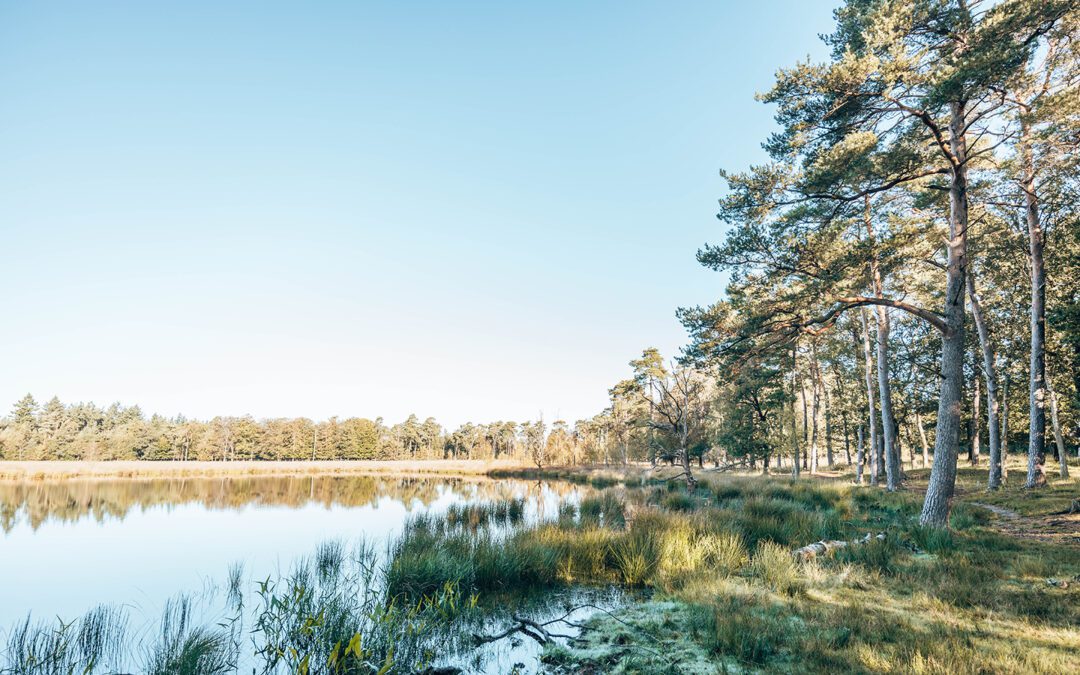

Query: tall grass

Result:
[2,541,477,674]
[144,596,234,675]
[3,605,128,675]
[751,541,800,595]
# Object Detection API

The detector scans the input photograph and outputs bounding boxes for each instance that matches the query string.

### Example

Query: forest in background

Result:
[2,0,1078,532]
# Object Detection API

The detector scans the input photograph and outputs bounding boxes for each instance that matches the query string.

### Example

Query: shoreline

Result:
[0,459,532,481]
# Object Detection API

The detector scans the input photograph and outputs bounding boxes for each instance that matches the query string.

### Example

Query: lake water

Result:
[0,473,603,673]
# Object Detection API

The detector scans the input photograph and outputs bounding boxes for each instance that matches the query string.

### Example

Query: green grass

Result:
[906,460,1079,516]
[541,474,1080,674]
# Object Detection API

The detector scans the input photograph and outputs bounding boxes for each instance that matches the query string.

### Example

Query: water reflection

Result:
[0,474,578,533]
[0,474,608,674]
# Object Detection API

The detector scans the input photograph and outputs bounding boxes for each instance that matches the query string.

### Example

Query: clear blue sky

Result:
[1,1,836,428]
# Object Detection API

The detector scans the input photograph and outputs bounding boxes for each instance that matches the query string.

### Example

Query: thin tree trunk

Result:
[824,370,835,467]
[876,307,898,487]
[860,309,880,486]
[876,434,884,483]
[969,271,1002,489]
[810,340,822,475]
[865,197,899,490]
[1049,384,1069,479]
[1021,119,1048,488]
[791,344,801,478]
[801,376,809,471]
[681,442,696,490]
[971,375,981,466]
[856,424,865,485]
[1002,370,1009,459]
[832,363,852,466]
[843,409,852,466]
[915,409,930,469]
[902,425,911,468]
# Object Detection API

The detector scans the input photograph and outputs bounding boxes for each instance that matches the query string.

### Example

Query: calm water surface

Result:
[0,474,595,672]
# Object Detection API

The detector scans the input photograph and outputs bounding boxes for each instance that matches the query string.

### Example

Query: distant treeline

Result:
[0,394,650,465]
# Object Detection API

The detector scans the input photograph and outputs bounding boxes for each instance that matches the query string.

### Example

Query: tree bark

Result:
[1049,384,1069,479]
[915,410,930,469]
[865,197,899,489]
[810,340,822,474]
[824,369,835,467]
[968,271,1002,489]
[856,424,865,485]
[1021,119,1048,488]
[836,355,853,467]
[971,375,981,466]
[842,407,851,466]
[902,425,914,469]
[1002,370,1009,457]
[920,99,970,528]
[791,344,801,478]
[796,344,809,471]
[876,433,884,483]
[860,308,881,486]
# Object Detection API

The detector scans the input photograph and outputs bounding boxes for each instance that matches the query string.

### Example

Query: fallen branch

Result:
[1050,498,1080,515]
[472,609,585,646]
[792,532,886,562]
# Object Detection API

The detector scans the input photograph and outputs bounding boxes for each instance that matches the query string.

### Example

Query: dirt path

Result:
[970,501,1080,548]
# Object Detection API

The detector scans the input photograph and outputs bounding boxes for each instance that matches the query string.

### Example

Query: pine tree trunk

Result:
[860,309,880,486]
[842,408,851,466]
[876,306,898,489]
[876,433,884,483]
[856,424,865,485]
[1021,120,1048,488]
[920,100,970,528]
[796,344,809,471]
[1002,371,1010,458]
[810,340,821,475]
[833,362,852,466]
[864,197,898,489]
[916,410,930,469]
[1049,385,1069,479]
[791,344,801,478]
[973,376,982,465]
[824,372,835,467]
[968,272,1002,489]
[902,425,911,468]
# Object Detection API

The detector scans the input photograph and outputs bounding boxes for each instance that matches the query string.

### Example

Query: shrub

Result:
[612,531,658,587]
[702,532,748,576]
[579,492,625,528]
[662,491,698,512]
[752,541,800,595]
[907,525,954,554]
